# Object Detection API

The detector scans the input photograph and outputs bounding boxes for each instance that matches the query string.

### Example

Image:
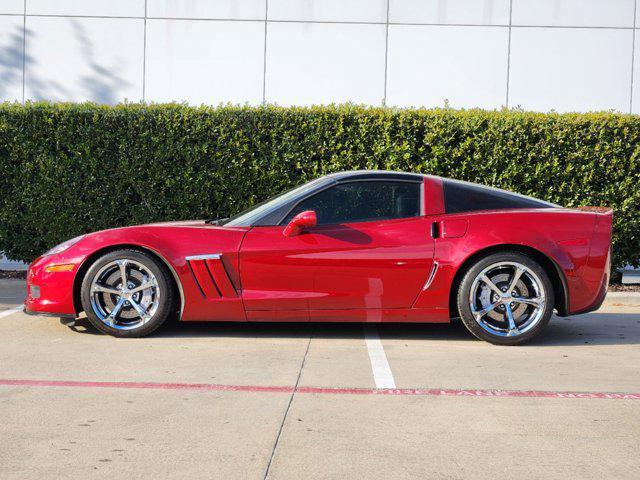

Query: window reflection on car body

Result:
[204,217,229,225]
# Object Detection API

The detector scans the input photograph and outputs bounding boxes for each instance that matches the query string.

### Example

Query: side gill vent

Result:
[186,254,238,299]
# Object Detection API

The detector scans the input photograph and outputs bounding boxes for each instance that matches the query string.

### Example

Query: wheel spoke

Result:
[130,280,156,294]
[106,297,126,326]
[128,299,151,322]
[90,258,161,330]
[480,274,503,296]
[469,261,547,338]
[91,283,121,295]
[508,266,526,293]
[505,304,519,336]
[472,301,500,320]
[514,296,544,308]
[118,260,128,287]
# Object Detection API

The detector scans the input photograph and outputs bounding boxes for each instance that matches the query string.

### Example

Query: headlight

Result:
[43,235,85,256]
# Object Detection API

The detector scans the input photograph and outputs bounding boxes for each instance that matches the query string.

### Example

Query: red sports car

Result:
[24,171,612,345]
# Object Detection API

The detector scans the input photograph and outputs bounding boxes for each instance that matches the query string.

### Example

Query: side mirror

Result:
[283,210,317,237]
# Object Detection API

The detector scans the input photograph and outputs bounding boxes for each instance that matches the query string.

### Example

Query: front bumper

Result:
[23,307,76,319]
[24,255,79,316]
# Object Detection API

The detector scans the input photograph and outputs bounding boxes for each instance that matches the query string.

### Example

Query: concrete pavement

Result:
[0,279,638,479]
[0,279,26,312]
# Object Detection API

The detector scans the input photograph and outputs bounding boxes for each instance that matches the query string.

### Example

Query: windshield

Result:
[223,177,329,226]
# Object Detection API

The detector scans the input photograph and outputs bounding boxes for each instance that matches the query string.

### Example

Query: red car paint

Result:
[24,175,612,322]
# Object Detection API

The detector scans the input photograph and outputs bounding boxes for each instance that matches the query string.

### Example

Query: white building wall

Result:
[0,0,637,112]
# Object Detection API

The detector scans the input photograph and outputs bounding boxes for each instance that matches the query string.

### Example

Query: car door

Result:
[239,180,435,318]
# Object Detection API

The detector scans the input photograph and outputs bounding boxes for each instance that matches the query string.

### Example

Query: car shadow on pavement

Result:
[529,313,640,347]
[64,311,640,346]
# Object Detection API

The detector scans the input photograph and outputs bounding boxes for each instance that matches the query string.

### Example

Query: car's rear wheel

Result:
[457,251,554,345]
[80,249,175,337]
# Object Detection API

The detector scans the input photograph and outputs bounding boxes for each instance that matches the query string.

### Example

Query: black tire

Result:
[457,251,554,346]
[80,249,175,338]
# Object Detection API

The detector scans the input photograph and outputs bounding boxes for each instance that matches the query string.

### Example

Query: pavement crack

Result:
[262,328,313,480]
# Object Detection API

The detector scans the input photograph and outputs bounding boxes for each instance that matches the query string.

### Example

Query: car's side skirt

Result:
[245,308,450,323]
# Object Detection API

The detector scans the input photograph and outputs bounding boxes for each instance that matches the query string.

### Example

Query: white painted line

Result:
[364,324,396,389]
[0,306,23,319]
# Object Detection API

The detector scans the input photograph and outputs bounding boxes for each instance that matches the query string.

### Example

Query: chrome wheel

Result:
[468,261,546,338]
[89,259,160,330]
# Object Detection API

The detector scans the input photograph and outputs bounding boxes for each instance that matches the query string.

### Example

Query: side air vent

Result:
[186,254,238,299]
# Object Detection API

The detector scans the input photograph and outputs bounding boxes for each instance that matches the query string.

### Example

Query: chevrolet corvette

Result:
[24,170,612,345]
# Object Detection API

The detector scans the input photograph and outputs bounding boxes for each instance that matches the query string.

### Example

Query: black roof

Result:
[325,170,424,182]
[223,170,558,227]
[328,171,558,212]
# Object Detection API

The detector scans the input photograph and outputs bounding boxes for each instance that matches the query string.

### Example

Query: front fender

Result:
[28,224,249,321]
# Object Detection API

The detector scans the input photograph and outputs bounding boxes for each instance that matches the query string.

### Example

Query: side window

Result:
[443,179,555,214]
[282,181,421,225]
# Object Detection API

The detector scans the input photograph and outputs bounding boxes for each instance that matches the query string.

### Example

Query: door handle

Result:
[431,222,440,239]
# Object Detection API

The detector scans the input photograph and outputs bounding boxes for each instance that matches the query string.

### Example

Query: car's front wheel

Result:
[457,251,554,345]
[80,249,175,337]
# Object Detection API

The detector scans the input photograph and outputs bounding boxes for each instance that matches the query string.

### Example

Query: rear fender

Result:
[413,209,598,315]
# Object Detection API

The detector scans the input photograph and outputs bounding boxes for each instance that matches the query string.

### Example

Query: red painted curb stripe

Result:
[1,379,639,400]
[0,379,292,393]
[297,386,640,400]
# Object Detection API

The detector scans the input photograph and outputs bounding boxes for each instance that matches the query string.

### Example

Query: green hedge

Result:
[0,103,638,268]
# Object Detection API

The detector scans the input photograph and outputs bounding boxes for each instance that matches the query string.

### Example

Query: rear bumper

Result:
[567,278,608,316]
[567,247,611,316]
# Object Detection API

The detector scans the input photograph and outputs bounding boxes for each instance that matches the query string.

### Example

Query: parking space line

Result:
[0,306,23,319]
[364,324,396,389]
[1,378,639,400]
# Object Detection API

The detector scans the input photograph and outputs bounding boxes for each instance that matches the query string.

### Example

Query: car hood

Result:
[68,219,248,259]
[82,220,245,243]
[141,220,208,228]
